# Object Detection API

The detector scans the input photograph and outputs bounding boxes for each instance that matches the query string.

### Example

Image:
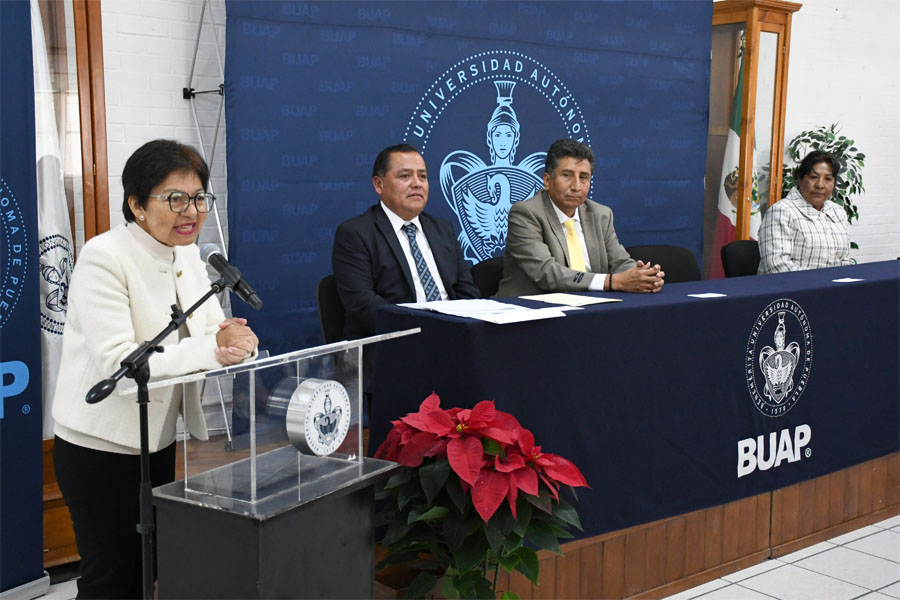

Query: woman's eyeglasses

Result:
[148,192,216,214]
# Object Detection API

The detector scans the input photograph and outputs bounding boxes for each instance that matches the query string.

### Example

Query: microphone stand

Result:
[85,275,232,600]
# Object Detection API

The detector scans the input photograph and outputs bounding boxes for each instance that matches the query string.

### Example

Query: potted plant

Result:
[781,124,866,247]
[374,393,589,599]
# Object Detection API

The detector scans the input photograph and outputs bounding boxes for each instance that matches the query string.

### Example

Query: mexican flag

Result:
[708,41,760,279]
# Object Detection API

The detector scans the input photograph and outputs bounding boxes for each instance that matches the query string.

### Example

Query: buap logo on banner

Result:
[405,51,591,263]
[738,298,814,478]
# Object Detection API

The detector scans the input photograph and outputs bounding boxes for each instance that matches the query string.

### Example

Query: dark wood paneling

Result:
[756,494,771,551]
[644,523,667,590]
[797,480,817,537]
[704,505,724,570]
[508,569,533,600]
[665,518,686,583]
[814,473,832,531]
[887,454,900,505]
[685,511,706,576]
[781,483,800,543]
[844,464,860,521]
[722,500,742,562]
[600,536,625,600]
[579,539,603,600]
[859,459,874,515]
[738,497,757,557]
[829,470,847,527]
[535,555,557,599]
[872,457,888,512]
[555,548,581,599]
[623,529,646,596]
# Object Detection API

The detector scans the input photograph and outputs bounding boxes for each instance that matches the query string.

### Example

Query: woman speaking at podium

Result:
[51,139,258,598]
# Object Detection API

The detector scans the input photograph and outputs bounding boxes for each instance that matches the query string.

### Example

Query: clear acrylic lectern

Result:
[149,329,417,599]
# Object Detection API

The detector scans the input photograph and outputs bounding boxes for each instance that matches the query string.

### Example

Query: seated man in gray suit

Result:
[496,139,664,296]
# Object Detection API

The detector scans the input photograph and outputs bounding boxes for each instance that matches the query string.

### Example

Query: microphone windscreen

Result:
[200,243,221,264]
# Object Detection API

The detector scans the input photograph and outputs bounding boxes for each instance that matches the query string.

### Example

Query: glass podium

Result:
[148,329,417,598]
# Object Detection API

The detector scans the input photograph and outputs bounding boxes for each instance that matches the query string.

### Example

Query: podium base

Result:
[154,457,396,599]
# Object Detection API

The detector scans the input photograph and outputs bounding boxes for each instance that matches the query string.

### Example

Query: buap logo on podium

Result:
[404,51,592,263]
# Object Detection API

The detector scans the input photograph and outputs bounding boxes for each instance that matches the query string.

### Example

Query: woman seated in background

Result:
[52,139,258,599]
[758,149,852,274]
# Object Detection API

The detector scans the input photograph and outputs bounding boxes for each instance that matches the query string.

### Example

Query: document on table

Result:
[687,293,727,298]
[519,292,622,306]
[398,298,566,324]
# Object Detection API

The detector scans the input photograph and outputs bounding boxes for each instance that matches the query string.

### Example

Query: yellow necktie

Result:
[563,219,586,272]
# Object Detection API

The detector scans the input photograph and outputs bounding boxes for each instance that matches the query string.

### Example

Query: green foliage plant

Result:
[781,124,865,247]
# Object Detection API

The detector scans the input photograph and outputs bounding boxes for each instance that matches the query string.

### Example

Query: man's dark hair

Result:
[372,143,422,178]
[794,149,841,183]
[122,139,209,222]
[545,139,595,175]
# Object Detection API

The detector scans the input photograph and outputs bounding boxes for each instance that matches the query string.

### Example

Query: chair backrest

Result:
[316,274,345,344]
[470,256,504,298]
[625,245,701,284]
[721,240,761,278]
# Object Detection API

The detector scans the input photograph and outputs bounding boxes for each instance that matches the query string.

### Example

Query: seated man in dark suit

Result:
[497,139,665,297]
[332,143,479,341]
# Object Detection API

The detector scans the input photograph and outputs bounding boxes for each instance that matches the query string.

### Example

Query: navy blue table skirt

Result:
[373,261,899,539]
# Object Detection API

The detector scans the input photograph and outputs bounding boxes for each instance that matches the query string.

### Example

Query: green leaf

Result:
[483,517,506,556]
[405,571,438,600]
[482,437,505,457]
[398,479,423,511]
[552,524,575,539]
[502,531,523,555]
[550,498,582,531]
[850,241,859,249]
[445,476,469,514]
[383,468,413,490]
[511,546,540,584]
[500,592,520,600]
[498,551,521,572]
[524,487,553,514]
[453,534,491,573]
[440,574,460,600]
[419,459,451,505]
[415,506,449,521]
[512,499,532,537]
[381,518,413,547]
[525,519,562,554]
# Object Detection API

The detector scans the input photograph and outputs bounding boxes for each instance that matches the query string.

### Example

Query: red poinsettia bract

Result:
[375,393,589,521]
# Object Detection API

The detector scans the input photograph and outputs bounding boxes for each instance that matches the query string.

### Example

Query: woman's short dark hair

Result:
[794,150,841,183]
[545,139,595,175]
[122,139,209,222]
[372,143,421,178]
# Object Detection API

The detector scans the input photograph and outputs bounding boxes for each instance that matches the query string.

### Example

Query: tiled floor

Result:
[665,515,900,600]
[41,516,900,600]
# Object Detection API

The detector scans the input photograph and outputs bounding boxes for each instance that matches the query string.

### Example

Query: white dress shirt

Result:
[550,201,607,291]
[380,202,449,302]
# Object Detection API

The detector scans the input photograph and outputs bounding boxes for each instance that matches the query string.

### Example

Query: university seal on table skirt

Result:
[746,298,813,418]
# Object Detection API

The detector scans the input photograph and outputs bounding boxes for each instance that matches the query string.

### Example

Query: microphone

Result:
[201,244,264,310]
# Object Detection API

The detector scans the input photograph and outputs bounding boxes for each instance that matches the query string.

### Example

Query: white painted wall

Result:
[98,0,899,262]
[782,0,900,263]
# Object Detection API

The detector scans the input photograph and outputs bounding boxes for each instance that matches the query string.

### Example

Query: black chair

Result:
[721,240,760,278]
[625,244,701,283]
[316,274,345,344]
[470,256,504,298]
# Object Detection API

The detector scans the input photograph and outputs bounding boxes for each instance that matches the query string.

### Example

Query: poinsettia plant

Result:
[374,393,589,599]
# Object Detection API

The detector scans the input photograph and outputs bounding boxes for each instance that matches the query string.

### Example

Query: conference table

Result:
[372,261,899,541]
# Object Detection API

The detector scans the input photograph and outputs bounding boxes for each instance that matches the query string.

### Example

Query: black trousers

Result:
[53,436,176,599]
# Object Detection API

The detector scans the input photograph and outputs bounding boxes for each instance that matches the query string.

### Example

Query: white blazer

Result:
[53,224,226,453]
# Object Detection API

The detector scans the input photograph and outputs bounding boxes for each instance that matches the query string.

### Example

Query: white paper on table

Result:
[519,292,622,306]
[832,277,864,283]
[398,298,566,324]
[687,293,727,298]
[476,306,567,324]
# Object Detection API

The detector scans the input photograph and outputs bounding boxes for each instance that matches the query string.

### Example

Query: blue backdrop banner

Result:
[225,0,712,353]
[0,0,44,592]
